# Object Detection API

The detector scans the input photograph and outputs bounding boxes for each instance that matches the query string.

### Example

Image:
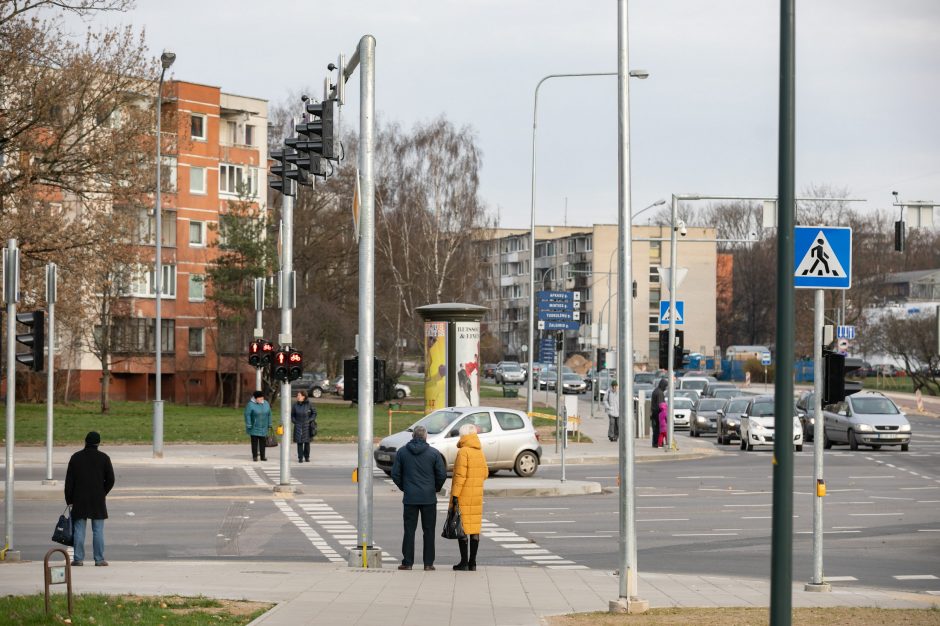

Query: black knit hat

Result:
[85,431,101,445]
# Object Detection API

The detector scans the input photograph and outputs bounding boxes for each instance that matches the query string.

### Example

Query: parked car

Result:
[373,406,543,477]
[560,373,588,395]
[703,381,737,398]
[290,372,330,398]
[393,382,411,399]
[716,396,751,445]
[483,363,498,378]
[671,397,694,429]
[690,397,725,437]
[634,372,658,386]
[795,390,818,441]
[822,391,911,451]
[331,375,344,396]
[495,363,526,385]
[739,395,803,452]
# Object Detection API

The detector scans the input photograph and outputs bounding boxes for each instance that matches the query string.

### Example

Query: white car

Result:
[394,382,411,399]
[740,395,803,452]
[671,397,694,429]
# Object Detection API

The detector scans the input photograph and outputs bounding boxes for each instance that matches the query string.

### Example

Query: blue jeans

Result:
[72,518,105,563]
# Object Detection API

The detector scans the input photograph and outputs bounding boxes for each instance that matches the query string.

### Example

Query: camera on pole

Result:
[16,310,45,372]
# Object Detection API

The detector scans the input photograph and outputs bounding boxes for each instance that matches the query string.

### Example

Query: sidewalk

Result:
[0,559,932,625]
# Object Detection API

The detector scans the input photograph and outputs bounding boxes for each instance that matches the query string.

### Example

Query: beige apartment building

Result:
[479,224,718,369]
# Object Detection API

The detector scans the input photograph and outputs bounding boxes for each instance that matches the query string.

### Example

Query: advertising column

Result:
[417,303,488,414]
[424,321,448,412]
[455,321,481,406]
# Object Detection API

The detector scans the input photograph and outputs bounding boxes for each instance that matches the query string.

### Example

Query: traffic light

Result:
[289,123,330,178]
[343,357,387,403]
[302,98,339,160]
[248,340,263,367]
[825,353,863,404]
[287,349,304,381]
[658,330,669,370]
[269,149,294,196]
[272,348,290,382]
[16,310,45,372]
[674,330,685,370]
[281,147,311,187]
[259,340,276,366]
[658,329,684,370]
[596,348,607,370]
[894,220,905,252]
[843,357,864,397]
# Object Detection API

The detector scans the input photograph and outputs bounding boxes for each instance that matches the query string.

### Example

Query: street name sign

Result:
[793,226,852,289]
[538,320,580,331]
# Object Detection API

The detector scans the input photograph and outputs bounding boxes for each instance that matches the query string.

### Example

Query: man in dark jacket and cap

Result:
[391,424,446,571]
[64,431,115,566]
[650,378,668,448]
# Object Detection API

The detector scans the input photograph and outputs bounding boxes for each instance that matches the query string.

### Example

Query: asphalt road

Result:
[7,414,938,596]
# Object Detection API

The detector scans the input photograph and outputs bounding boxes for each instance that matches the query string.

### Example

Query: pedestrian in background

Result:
[64,431,115,566]
[650,378,667,448]
[451,423,488,571]
[391,424,446,571]
[604,380,620,442]
[292,390,317,463]
[245,390,271,462]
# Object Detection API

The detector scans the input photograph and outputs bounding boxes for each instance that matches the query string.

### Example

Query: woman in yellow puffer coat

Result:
[451,423,488,571]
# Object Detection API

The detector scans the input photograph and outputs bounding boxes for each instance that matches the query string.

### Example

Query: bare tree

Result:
[867,311,939,395]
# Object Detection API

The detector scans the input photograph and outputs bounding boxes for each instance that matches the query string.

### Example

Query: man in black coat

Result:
[64,431,115,566]
[391,425,446,571]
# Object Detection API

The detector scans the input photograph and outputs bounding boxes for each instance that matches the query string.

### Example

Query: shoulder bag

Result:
[52,505,74,546]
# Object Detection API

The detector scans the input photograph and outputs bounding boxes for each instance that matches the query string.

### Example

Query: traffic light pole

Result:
[277,189,294,491]
[666,195,679,452]
[44,263,57,484]
[3,239,20,560]
[254,278,264,392]
[806,289,831,592]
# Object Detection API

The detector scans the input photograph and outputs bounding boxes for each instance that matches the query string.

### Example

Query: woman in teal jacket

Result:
[244,390,272,461]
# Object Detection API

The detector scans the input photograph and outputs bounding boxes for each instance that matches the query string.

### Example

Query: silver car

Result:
[495,363,526,385]
[373,406,543,477]
[690,398,725,437]
[822,392,911,451]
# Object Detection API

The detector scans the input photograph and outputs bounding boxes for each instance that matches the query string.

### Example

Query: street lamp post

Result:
[153,50,175,460]
[666,194,695,452]
[526,69,648,414]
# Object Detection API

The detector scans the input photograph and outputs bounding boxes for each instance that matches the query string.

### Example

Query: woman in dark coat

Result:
[292,390,317,463]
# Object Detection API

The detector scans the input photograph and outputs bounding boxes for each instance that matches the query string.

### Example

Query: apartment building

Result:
[479,224,718,369]
[72,81,268,404]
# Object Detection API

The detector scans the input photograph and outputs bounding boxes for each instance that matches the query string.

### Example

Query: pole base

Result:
[804,582,832,593]
[609,598,649,614]
[347,547,383,568]
[0,550,22,562]
[41,479,57,486]
[273,485,295,495]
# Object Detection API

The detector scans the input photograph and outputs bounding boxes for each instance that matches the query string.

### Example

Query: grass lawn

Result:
[5,400,429,445]
[0,593,271,625]
[547,607,940,626]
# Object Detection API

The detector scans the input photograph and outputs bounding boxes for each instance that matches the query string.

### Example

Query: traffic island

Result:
[444,478,602,498]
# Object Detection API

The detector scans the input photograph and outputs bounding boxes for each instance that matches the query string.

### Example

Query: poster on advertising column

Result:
[425,321,448,411]
[455,321,481,406]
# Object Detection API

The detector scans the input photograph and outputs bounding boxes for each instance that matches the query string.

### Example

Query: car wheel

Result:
[311,387,323,398]
[395,388,406,399]
[848,430,858,451]
[901,443,909,452]
[823,429,833,450]
[513,451,539,477]
[796,444,803,452]
[745,435,753,451]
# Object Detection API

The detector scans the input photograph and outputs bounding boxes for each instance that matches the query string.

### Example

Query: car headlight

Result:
[855,423,873,432]
[750,423,766,434]
[696,416,706,423]
[808,417,814,425]
[899,424,911,432]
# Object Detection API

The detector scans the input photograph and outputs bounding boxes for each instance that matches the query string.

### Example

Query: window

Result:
[108,318,174,353]
[449,412,493,437]
[650,241,661,261]
[219,164,259,197]
[189,166,206,194]
[128,264,176,297]
[189,220,206,246]
[495,411,525,431]
[648,313,660,333]
[191,113,206,140]
[189,274,205,301]
[245,124,255,146]
[137,209,177,246]
[188,327,205,354]
[226,121,237,145]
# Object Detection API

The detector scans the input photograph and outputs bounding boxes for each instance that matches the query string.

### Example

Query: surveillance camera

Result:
[301,94,309,102]
[328,62,337,71]
[676,220,688,237]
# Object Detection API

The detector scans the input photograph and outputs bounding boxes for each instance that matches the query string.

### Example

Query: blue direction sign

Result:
[539,310,580,322]
[537,290,578,302]
[538,320,581,331]
[793,226,852,289]
[761,351,772,366]
[538,299,575,311]
[836,325,856,340]
[659,300,685,325]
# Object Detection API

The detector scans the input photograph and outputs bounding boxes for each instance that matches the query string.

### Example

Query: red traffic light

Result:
[289,352,302,363]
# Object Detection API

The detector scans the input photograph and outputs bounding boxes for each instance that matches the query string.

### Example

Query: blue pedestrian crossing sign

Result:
[793,226,852,290]
[659,300,684,325]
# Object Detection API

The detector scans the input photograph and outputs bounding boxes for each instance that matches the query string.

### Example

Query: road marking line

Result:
[917,500,940,503]
[547,565,589,570]
[723,504,772,508]
[510,507,570,510]
[849,512,902,516]
[894,575,939,580]
[714,528,744,531]
[523,555,564,560]
[916,529,940,532]
[832,526,863,529]
[673,533,739,537]
[825,576,858,582]
[515,520,575,524]
[529,531,557,534]
[795,530,861,534]
[676,476,727,479]
[870,496,914,501]
[638,506,676,509]
[742,516,772,519]
[638,494,689,497]
[638,518,690,522]
[549,535,614,539]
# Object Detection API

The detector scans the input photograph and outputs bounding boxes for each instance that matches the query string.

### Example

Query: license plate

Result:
[377,453,391,462]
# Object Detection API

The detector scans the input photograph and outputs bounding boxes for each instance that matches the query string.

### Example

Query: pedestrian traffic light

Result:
[259,340,276,366]
[16,310,45,372]
[248,340,262,367]
[658,330,669,370]
[894,220,905,252]
[272,348,290,382]
[287,349,304,381]
[823,350,845,405]
[596,348,607,370]
[302,98,340,160]
[343,357,387,403]
[269,149,294,196]
[658,329,684,370]
[674,330,685,370]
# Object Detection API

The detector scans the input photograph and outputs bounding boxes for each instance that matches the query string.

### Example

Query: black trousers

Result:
[250,435,266,459]
[651,419,660,448]
[401,503,436,567]
[296,441,310,461]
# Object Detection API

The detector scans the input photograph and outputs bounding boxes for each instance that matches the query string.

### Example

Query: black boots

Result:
[468,536,479,571]
[453,539,469,570]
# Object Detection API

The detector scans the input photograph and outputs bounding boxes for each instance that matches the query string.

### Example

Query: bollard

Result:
[44,547,73,616]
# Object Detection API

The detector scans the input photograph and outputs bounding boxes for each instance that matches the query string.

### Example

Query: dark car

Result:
[290,372,330,398]
[690,398,725,437]
[795,390,818,441]
[483,363,498,378]
[717,396,751,445]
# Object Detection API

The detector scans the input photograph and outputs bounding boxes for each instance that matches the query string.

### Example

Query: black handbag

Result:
[265,427,278,448]
[441,499,466,540]
[52,505,73,546]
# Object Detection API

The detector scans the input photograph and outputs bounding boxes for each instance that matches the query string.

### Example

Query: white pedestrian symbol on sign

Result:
[795,231,846,278]
[662,306,682,323]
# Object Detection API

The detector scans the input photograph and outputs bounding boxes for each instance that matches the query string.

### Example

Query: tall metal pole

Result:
[771,0,796,621]
[254,277,264,391]
[278,193,294,489]
[153,55,173,459]
[666,195,678,451]
[614,0,644,611]
[806,289,830,591]
[3,240,21,559]
[45,263,57,483]
[356,35,377,556]
[555,333,563,453]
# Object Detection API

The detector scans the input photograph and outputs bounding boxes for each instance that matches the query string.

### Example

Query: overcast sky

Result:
[60,0,940,228]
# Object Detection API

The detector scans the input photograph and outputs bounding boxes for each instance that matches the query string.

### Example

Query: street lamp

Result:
[526,69,649,414]
[153,49,175,459]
